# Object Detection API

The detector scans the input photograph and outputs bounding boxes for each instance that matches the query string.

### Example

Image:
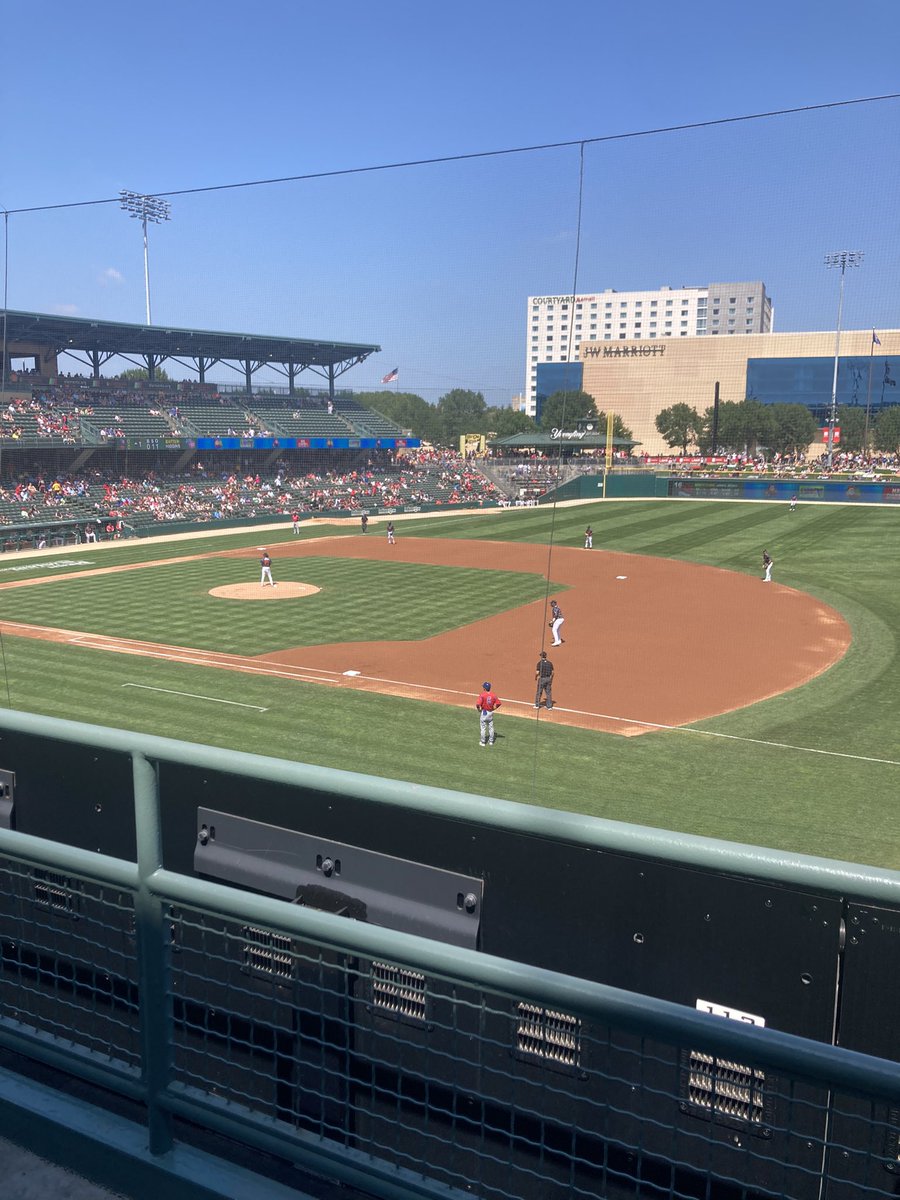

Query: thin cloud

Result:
[99,267,124,285]
[52,303,80,316]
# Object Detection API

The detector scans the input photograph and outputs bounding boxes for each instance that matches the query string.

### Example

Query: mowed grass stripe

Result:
[0,556,557,655]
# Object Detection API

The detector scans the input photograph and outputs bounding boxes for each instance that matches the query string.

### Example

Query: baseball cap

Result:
[482,682,491,690]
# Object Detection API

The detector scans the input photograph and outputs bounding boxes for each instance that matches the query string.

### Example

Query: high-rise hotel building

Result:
[524,281,773,415]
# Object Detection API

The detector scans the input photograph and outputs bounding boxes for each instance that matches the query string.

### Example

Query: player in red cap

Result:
[475,682,501,747]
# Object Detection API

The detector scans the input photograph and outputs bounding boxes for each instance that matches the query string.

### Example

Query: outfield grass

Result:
[0,500,897,868]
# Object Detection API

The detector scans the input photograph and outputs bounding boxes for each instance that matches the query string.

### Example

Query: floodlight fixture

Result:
[823,251,863,469]
[119,190,172,325]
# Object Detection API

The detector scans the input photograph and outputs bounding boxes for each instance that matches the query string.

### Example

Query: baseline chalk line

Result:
[121,684,268,711]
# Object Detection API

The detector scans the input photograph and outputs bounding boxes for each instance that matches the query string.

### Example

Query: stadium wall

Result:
[543,474,900,504]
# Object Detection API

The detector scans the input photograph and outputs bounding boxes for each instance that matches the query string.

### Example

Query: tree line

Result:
[352,388,632,447]
[655,399,900,456]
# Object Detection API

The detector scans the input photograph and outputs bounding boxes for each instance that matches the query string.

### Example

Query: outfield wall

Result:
[546,473,900,504]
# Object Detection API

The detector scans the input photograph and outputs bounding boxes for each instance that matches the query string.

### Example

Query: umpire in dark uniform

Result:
[535,651,554,709]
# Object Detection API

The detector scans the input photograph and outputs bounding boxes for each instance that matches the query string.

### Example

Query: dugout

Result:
[0,714,899,1200]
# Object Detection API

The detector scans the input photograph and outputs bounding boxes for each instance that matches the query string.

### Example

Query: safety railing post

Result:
[132,750,174,1156]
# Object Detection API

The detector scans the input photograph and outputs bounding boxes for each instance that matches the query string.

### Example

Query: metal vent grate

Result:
[241,926,294,979]
[33,870,76,914]
[517,1003,581,1067]
[688,1051,766,1124]
[372,961,427,1021]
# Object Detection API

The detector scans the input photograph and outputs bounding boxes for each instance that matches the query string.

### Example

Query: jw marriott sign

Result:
[583,344,667,358]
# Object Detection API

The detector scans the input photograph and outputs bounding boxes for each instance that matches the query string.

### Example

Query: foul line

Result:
[672,726,900,767]
[76,640,343,684]
[545,701,900,767]
[342,673,900,768]
[122,684,268,711]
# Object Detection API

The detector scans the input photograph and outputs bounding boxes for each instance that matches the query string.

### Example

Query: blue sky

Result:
[2,0,899,404]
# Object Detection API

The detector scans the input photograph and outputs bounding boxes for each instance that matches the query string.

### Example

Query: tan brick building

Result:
[581,329,900,454]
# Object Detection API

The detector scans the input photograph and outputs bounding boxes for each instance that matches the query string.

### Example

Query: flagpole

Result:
[863,333,876,459]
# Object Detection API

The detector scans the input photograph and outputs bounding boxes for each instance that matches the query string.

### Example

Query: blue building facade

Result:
[535,362,583,424]
[746,355,900,419]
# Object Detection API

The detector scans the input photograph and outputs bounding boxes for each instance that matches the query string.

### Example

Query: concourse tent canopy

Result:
[487,431,639,453]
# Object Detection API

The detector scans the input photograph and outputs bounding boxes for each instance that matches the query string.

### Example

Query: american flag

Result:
[381,367,399,384]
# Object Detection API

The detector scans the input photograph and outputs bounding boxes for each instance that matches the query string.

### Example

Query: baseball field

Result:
[0,497,896,869]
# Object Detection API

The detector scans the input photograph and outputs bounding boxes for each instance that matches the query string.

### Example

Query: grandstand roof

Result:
[3,310,380,372]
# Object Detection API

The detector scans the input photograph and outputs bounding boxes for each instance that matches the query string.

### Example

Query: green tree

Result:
[699,399,772,454]
[434,388,488,445]
[353,391,437,440]
[833,405,868,453]
[655,403,702,454]
[486,407,537,439]
[766,404,819,456]
[874,405,900,453]
[595,410,633,440]
[118,366,171,382]
[538,390,596,432]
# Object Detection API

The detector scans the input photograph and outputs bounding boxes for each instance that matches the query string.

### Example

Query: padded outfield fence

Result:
[0,710,899,1200]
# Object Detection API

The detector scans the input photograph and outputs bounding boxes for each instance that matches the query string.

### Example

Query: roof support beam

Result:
[58,348,117,377]
[141,353,169,382]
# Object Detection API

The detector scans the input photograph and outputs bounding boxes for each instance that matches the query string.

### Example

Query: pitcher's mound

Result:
[209,582,320,601]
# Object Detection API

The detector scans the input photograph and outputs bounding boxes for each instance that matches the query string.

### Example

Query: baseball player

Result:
[260,550,276,587]
[584,525,593,549]
[535,651,554,709]
[387,520,396,545]
[762,549,773,583]
[361,513,369,533]
[549,598,565,645]
[475,682,501,746]
[789,494,797,513]
[291,510,301,534]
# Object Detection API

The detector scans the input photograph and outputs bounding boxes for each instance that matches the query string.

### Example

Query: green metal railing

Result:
[0,709,899,1200]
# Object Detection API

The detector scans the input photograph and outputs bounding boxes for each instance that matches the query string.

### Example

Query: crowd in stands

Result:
[3,395,80,442]
[0,452,504,531]
[0,380,379,443]
[811,449,900,475]
[658,449,900,477]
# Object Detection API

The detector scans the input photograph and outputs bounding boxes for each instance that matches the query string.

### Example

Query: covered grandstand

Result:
[0,311,420,463]
[0,310,460,542]
[0,309,382,395]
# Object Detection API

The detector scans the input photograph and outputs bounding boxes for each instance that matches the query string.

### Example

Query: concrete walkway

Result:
[0,1136,125,1199]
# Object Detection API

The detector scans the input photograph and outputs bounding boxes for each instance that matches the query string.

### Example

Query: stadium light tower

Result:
[824,250,863,469]
[119,190,171,325]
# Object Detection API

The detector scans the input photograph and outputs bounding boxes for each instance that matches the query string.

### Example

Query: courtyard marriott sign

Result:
[532,295,594,305]
[583,344,667,358]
